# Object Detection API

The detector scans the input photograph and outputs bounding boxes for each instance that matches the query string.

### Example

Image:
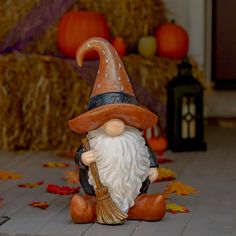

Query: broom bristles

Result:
[95,186,128,224]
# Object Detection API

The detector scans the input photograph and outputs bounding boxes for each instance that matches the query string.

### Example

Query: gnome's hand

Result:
[148,168,159,183]
[81,150,97,166]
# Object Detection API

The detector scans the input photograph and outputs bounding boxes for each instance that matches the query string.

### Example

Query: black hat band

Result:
[88,92,138,110]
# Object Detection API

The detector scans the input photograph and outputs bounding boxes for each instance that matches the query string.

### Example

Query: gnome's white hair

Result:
[87,126,150,212]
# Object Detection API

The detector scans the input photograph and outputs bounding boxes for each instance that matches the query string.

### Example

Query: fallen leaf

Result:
[47,184,80,195]
[0,197,3,208]
[156,167,177,182]
[43,162,70,168]
[162,192,170,199]
[158,157,173,164]
[166,203,190,214]
[164,181,197,196]
[64,170,79,184]
[0,171,23,180]
[18,181,44,188]
[29,201,49,209]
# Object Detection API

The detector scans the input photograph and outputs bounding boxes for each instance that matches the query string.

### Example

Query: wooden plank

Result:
[0,153,75,235]
[180,200,236,236]
[0,151,29,170]
[0,188,70,234]
[230,225,236,236]
[180,134,236,236]
[0,152,48,193]
[132,215,192,236]
[0,151,73,194]
[131,192,200,236]
[38,205,92,235]
[11,196,70,234]
[0,150,13,165]
[0,184,62,233]
[0,168,66,216]
[82,221,141,236]
[0,154,73,200]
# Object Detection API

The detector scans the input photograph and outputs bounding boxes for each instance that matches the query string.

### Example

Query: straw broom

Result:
[82,138,128,225]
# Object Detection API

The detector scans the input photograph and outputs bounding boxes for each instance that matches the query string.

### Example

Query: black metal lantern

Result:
[166,58,206,152]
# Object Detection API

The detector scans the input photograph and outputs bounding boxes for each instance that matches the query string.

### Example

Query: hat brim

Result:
[68,103,158,134]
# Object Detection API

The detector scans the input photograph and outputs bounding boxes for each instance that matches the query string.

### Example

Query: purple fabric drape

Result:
[0,0,76,53]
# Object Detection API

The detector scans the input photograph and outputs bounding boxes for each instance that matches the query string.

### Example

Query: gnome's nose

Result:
[102,119,125,137]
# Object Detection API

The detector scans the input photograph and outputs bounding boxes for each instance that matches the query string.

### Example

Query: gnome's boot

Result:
[70,194,96,223]
[128,193,166,221]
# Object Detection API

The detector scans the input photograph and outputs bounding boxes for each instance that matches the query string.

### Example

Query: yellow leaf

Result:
[18,181,44,188]
[43,162,70,168]
[0,171,23,180]
[156,167,177,182]
[29,201,49,209]
[166,202,190,214]
[64,170,79,184]
[164,181,197,195]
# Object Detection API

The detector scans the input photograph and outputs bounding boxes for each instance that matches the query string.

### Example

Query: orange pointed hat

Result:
[68,37,158,134]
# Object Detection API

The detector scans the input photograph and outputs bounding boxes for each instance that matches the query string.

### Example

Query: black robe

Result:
[75,141,158,196]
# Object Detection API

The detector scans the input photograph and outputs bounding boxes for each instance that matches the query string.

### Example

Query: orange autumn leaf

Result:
[166,203,190,214]
[18,181,44,188]
[64,170,79,184]
[29,201,49,209]
[156,167,177,182]
[164,181,197,196]
[47,184,80,195]
[42,162,70,168]
[0,171,23,180]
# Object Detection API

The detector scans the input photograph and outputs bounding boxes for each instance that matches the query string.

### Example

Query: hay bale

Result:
[0,0,39,43]
[0,52,91,151]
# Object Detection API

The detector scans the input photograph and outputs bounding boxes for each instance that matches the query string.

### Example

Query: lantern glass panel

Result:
[181,96,196,139]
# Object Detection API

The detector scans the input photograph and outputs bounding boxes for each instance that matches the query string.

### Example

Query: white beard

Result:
[87,126,150,213]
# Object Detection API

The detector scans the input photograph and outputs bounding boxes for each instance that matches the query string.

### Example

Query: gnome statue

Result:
[68,37,166,224]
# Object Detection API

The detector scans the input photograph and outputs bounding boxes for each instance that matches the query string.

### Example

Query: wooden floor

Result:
[0,124,236,236]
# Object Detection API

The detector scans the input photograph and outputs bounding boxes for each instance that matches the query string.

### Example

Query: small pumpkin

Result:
[57,10,110,59]
[137,36,157,58]
[111,37,126,56]
[144,124,168,155]
[155,21,188,59]
[147,136,168,154]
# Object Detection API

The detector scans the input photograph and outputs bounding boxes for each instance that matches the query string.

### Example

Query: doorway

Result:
[212,0,236,89]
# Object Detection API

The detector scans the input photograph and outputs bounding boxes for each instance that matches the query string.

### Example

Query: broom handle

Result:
[82,138,103,189]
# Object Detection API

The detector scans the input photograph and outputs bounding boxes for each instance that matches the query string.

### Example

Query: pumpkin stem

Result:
[171,19,176,24]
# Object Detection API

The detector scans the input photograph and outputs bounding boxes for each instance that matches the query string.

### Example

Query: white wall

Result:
[163,0,206,66]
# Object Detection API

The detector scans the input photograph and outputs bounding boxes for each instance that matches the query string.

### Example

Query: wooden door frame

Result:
[209,0,236,89]
[205,0,212,88]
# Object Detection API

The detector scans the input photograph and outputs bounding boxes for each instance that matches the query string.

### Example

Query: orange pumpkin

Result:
[57,11,110,59]
[147,136,168,154]
[155,22,188,59]
[111,37,126,56]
